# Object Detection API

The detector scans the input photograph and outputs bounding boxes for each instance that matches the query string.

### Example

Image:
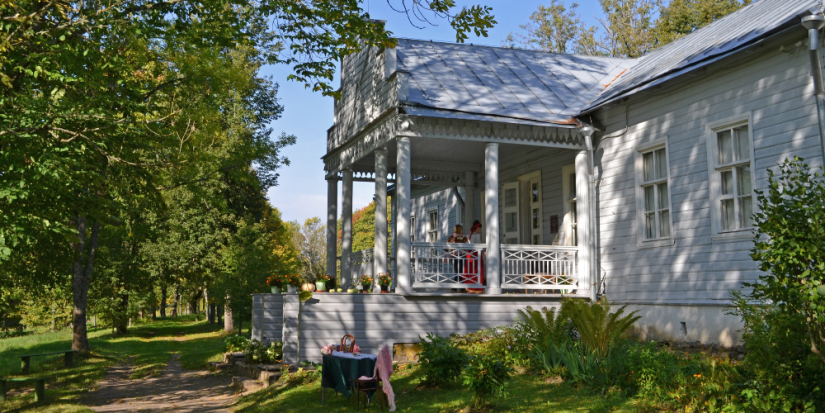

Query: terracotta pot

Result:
[301,283,316,292]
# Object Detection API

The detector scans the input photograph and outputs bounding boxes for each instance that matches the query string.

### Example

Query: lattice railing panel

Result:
[412,242,485,289]
[502,245,577,290]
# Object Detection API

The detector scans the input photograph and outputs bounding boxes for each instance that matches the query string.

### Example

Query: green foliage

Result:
[418,333,470,388]
[561,297,641,358]
[514,305,573,349]
[452,327,520,365]
[290,218,327,282]
[224,335,251,353]
[749,158,825,366]
[244,339,283,364]
[654,0,751,46]
[462,353,514,409]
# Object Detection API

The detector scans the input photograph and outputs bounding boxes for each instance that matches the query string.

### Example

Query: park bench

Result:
[20,350,77,374]
[0,377,46,402]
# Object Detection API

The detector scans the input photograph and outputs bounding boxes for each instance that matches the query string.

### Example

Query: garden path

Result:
[84,354,238,412]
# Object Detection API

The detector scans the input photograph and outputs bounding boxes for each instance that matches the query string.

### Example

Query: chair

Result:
[355,345,396,412]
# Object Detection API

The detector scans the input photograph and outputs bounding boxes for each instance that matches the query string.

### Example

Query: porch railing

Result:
[411,242,485,289]
[501,245,577,290]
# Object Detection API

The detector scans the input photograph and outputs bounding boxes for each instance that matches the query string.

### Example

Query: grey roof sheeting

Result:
[395,38,636,125]
[584,0,822,111]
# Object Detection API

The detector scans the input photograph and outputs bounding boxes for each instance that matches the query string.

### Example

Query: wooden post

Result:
[34,379,44,402]
[395,137,412,294]
[464,171,476,231]
[21,357,30,374]
[326,178,339,282]
[374,147,388,277]
[341,169,354,289]
[485,143,501,294]
[575,151,592,299]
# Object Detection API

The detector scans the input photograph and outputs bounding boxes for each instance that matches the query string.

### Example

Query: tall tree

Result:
[654,0,752,47]
[502,1,598,55]
[291,218,327,282]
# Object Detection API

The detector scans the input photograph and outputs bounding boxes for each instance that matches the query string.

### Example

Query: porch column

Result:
[391,189,398,289]
[325,178,338,279]
[575,151,592,299]
[395,137,412,294]
[464,171,476,232]
[374,148,388,276]
[341,169,354,289]
[484,143,501,294]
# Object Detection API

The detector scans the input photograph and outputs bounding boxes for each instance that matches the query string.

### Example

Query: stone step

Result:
[231,376,262,394]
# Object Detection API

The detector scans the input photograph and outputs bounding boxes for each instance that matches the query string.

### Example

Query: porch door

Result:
[502,182,519,244]
[524,172,543,245]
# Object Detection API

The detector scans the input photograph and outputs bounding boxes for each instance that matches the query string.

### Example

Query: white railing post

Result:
[374,147,388,277]
[485,143,501,294]
[326,178,338,280]
[341,169,354,289]
[396,137,412,294]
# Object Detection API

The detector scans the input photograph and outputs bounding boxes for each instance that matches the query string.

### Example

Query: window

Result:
[709,121,754,234]
[427,209,438,242]
[634,139,674,248]
[410,216,415,243]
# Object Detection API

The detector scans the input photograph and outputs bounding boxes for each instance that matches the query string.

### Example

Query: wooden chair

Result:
[355,376,386,411]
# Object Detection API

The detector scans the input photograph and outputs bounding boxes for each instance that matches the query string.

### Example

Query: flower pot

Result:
[380,285,390,293]
[270,286,282,294]
[301,282,316,292]
[287,285,298,294]
[315,281,327,292]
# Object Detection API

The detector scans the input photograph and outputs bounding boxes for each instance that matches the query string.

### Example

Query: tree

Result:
[291,218,327,282]
[502,1,598,55]
[749,158,825,366]
[654,0,752,47]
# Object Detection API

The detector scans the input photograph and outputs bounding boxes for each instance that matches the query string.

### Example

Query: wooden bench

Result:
[20,350,77,374]
[0,377,46,402]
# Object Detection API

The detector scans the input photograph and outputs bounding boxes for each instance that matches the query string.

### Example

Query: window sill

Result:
[711,230,754,243]
[636,238,675,249]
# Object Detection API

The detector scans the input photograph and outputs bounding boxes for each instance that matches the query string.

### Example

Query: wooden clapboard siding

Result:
[592,29,823,305]
[251,294,283,342]
[251,293,563,364]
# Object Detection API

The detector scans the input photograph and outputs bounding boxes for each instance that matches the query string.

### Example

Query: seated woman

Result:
[465,220,485,293]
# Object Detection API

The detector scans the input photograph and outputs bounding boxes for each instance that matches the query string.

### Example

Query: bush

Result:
[452,327,518,363]
[243,339,284,364]
[224,335,250,352]
[462,353,513,409]
[561,296,640,357]
[513,305,572,349]
[418,333,470,388]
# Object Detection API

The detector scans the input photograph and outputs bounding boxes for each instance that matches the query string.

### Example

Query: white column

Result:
[390,189,398,289]
[326,178,338,280]
[464,171,476,231]
[575,151,592,299]
[341,169,354,289]
[484,143,501,294]
[395,137,412,294]
[374,148,388,277]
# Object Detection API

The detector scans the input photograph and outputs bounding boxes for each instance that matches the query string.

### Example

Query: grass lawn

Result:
[233,364,653,413]
[0,315,228,413]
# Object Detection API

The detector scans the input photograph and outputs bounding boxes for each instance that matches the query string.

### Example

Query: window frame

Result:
[705,113,757,241]
[410,215,415,243]
[427,208,439,242]
[634,137,675,249]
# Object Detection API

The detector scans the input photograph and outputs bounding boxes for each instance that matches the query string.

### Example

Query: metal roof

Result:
[584,0,822,111]
[394,38,636,125]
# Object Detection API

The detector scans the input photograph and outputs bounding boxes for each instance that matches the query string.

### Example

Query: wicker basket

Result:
[341,334,356,353]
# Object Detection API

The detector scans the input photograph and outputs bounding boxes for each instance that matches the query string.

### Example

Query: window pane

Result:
[734,126,750,161]
[721,199,735,230]
[736,165,752,196]
[429,211,437,228]
[720,170,733,195]
[532,182,539,203]
[656,148,668,179]
[569,174,576,199]
[643,152,654,181]
[657,183,669,210]
[644,186,655,212]
[532,208,539,229]
[504,188,517,207]
[660,210,671,238]
[718,129,733,164]
[505,212,518,232]
[739,196,753,228]
[645,212,656,239]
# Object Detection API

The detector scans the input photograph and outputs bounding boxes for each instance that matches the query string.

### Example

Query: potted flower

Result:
[315,274,330,292]
[267,274,284,294]
[284,273,302,294]
[359,274,374,293]
[377,273,392,293]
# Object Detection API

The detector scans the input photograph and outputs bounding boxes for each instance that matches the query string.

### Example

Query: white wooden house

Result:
[253,0,825,362]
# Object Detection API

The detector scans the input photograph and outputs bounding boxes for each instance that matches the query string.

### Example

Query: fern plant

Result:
[561,296,641,357]
[514,305,572,346]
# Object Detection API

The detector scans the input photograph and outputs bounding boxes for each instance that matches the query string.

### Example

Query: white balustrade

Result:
[411,242,485,289]
[501,245,577,291]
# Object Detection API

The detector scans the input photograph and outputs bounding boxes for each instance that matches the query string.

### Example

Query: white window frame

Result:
[705,113,757,242]
[561,164,577,246]
[634,138,675,249]
[427,209,439,242]
[410,215,415,243]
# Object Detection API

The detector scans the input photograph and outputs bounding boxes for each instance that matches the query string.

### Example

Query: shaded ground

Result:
[84,354,237,413]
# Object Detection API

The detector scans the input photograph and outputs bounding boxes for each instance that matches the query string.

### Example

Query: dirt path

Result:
[84,354,238,412]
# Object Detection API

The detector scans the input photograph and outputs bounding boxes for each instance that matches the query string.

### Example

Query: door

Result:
[526,174,543,245]
[501,182,519,244]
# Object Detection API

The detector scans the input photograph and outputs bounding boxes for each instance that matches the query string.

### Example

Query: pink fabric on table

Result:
[357,344,396,411]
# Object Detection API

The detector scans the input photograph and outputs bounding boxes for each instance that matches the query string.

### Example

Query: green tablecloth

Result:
[321,353,377,398]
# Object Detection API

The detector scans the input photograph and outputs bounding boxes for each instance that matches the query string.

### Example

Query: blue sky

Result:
[264,1,606,224]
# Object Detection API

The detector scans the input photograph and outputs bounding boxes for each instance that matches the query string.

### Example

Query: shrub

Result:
[452,327,517,361]
[266,340,284,363]
[418,333,470,388]
[224,335,250,352]
[561,296,640,357]
[244,339,283,364]
[462,353,513,409]
[513,305,572,348]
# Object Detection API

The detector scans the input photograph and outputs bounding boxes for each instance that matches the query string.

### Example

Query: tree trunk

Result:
[237,319,243,335]
[116,293,128,334]
[171,285,179,317]
[224,304,234,333]
[188,290,201,315]
[71,216,101,352]
[160,286,167,318]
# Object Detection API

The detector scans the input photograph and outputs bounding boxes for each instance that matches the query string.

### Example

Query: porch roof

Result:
[392,38,635,125]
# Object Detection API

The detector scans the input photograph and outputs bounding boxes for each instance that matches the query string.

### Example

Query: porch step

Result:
[231,376,262,394]
[208,361,232,372]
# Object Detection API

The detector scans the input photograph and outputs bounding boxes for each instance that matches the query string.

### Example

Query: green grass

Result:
[0,315,229,413]
[233,364,652,413]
